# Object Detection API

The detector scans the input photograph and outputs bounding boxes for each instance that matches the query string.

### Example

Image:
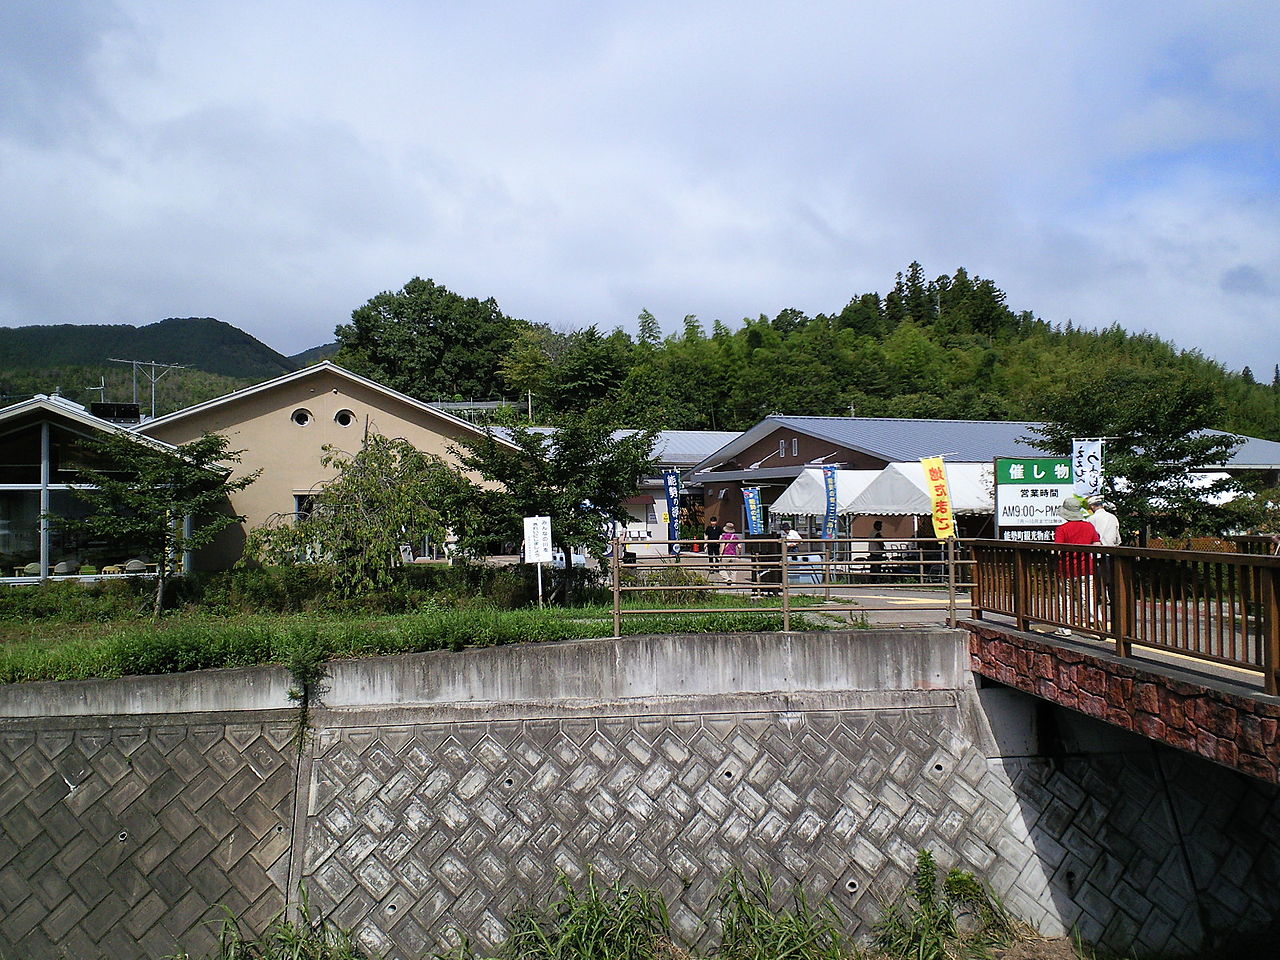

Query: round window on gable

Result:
[291,408,312,426]
[334,409,356,427]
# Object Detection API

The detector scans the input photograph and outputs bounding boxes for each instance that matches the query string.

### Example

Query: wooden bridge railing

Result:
[969,539,1280,695]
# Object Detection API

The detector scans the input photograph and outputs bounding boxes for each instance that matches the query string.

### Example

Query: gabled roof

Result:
[137,361,519,448]
[687,414,1280,478]
[620,430,741,468]
[688,415,1048,474]
[1205,431,1280,470]
[0,394,179,452]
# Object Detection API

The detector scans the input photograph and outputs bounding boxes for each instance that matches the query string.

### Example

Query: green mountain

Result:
[0,318,297,380]
[289,341,339,365]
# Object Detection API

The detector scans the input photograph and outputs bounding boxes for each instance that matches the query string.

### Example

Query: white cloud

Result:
[0,0,1276,374]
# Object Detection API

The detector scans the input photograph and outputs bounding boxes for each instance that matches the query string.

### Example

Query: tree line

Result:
[330,266,1280,440]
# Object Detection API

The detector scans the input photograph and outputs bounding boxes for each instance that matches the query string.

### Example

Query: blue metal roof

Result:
[766,415,1048,463]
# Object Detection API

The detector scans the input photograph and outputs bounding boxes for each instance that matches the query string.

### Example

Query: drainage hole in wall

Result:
[275,825,285,833]
[844,879,859,893]
[722,770,734,780]
[118,831,128,843]
[505,778,513,787]
[933,763,943,772]
[387,903,397,913]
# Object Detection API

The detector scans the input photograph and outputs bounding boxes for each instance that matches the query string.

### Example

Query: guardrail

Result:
[608,537,973,634]
[968,539,1280,695]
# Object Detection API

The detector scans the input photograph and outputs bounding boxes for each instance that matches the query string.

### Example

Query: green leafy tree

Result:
[449,410,657,572]
[245,433,458,596]
[334,277,525,401]
[60,432,259,617]
[1029,370,1248,540]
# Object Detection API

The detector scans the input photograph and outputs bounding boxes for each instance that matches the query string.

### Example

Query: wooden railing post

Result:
[781,538,791,632]
[1262,565,1280,696]
[611,537,621,639]
[1014,547,1030,632]
[946,538,957,627]
[1112,554,1134,658]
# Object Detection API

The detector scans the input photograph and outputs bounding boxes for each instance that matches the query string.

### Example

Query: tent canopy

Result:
[843,462,995,516]
[768,469,881,516]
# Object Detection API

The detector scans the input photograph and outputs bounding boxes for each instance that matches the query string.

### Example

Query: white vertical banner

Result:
[1072,440,1104,497]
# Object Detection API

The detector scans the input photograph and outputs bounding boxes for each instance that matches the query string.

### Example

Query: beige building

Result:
[137,362,515,570]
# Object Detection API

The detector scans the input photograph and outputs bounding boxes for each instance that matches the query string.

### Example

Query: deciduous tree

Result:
[334,277,524,402]
[61,432,259,617]
[245,433,457,596]
[1029,370,1248,540]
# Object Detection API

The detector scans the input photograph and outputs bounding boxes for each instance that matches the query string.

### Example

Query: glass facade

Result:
[0,417,165,577]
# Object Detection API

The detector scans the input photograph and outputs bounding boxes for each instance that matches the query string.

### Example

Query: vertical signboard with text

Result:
[994,458,1073,541]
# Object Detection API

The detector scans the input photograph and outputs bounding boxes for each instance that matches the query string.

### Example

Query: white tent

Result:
[768,469,882,516]
[843,462,995,516]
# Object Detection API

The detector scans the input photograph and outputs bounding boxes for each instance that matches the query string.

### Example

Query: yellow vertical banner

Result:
[920,456,956,539]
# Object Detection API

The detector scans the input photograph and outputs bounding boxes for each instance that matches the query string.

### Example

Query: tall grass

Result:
[168,888,372,959]
[714,871,846,960]
[870,850,1024,960]
[164,861,1073,960]
[503,872,673,960]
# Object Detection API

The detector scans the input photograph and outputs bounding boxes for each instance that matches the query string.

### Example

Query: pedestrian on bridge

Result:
[1053,496,1101,637]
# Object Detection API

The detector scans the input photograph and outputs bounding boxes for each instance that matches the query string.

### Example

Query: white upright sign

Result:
[1072,439,1104,497]
[523,516,553,563]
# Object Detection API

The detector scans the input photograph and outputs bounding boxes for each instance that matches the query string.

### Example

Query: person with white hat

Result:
[1052,496,1101,637]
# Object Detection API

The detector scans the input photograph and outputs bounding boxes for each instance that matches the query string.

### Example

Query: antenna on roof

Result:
[86,377,106,402]
[108,358,187,421]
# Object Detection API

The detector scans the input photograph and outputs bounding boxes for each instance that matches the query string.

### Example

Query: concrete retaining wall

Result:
[1,629,1276,958]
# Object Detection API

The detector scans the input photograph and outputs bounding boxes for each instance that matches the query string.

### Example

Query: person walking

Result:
[1053,496,1101,636]
[719,522,743,585]
[1086,496,1121,546]
[704,515,722,574]
[1086,495,1120,626]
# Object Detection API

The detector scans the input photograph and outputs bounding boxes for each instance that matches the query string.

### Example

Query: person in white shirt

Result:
[1086,496,1121,546]
[1086,495,1120,629]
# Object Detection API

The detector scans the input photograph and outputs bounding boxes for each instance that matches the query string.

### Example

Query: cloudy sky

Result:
[2,1,1277,373]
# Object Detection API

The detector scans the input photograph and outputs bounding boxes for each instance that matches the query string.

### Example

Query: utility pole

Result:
[108,358,187,420]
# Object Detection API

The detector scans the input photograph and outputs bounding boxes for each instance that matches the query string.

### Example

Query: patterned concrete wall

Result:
[0,714,298,959]
[1,633,1278,958]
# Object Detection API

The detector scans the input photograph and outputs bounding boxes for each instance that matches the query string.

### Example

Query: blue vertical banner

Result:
[821,465,839,539]
[742,487,763,534]
[662,470,681,553]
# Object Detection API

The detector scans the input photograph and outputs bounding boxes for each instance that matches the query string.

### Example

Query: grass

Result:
[166,858,1109,960]
[0,596,825,685]
[868,850,1028,960]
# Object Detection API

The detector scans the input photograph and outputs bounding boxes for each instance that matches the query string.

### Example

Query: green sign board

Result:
[994,457,1074,539]
[995,458,1072,485]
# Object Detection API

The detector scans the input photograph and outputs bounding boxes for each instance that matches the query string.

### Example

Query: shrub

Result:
[0,579,147,623]
[871,849,1023,960]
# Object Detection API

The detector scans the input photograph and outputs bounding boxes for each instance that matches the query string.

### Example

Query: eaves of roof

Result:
[135,361,519,449]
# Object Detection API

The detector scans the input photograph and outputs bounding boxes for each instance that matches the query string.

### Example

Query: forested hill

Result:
[0,318,296,379]
[334,265,1280,441]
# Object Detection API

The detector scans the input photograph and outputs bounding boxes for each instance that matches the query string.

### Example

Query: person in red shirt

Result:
[1053,497,1101,636]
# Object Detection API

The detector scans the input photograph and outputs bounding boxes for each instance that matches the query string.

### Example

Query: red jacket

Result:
[1054,520,1100,576]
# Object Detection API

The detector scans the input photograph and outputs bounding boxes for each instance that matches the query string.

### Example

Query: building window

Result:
[334,409,355,427]
[792,438,799,456]
[779,440,786,458]
[291,408,312,426]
